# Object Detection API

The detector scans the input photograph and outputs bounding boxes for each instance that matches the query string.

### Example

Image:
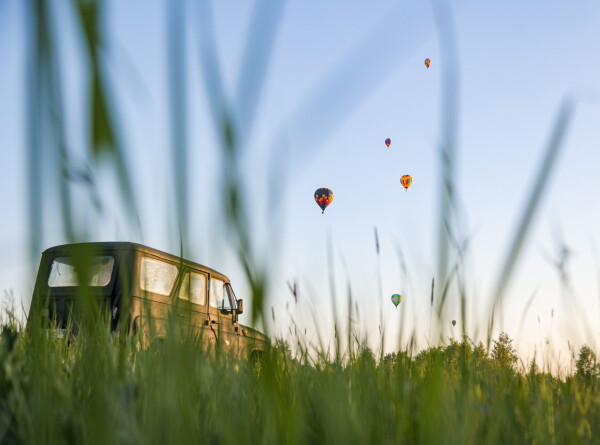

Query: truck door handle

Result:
[204,320,218,325]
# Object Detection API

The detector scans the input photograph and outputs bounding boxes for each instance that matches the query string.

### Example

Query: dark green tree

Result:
[576,344,599,378]
[491,332,518,370]
[473,341,488,361]
[356,345,376,370]
[382,352,397,370]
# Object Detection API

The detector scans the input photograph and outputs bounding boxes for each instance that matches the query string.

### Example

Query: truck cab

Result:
[28,242,268,357]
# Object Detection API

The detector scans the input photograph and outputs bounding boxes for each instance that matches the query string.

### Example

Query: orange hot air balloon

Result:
[314,188,333,214]
[424,58,431,69]
[400,175,412,191]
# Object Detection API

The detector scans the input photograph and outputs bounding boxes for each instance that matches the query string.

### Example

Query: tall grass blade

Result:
[44,2,76,242]
[73,0,141,234]
[326,234,340,362]
[26,0,45,275]
[167,0,189,255]
[195,2,269,328]
[235,0,286,140]
[488,98,576,346]
[516,288,538,348]
[431,0,460,306]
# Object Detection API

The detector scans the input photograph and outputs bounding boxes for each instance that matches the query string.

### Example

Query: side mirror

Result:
[237,299,244,315]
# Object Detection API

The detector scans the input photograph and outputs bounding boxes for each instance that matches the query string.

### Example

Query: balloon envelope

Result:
[385,138,391,147]
[314,188,334,213]
[424,58,431,68]
[400,175,413,190]
[391,294,402,307]
[452,320,456,326]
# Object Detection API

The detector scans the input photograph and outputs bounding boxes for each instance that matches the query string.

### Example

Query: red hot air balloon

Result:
[314,188,333,214]
[424,58,431,69]
[385,138,391,148]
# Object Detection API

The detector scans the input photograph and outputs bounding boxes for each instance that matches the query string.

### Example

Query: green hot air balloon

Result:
[391,294,402,308]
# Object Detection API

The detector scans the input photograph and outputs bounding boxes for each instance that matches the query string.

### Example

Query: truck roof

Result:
[42,242,230,282]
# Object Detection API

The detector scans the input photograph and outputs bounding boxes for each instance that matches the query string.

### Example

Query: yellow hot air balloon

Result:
[424,58,431,69]
[400,175,412,191]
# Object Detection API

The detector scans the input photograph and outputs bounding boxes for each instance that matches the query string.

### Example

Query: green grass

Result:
[0,321,600,444]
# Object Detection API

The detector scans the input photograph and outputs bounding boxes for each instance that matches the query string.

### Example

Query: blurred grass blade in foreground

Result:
[488,98,576,346]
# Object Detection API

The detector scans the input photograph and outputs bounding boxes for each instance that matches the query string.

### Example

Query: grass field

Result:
[0,315,599,444]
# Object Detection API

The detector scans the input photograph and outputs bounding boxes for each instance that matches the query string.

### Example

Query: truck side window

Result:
[209,278,232,310]
[140,257,178,296]
[178,272,207,305]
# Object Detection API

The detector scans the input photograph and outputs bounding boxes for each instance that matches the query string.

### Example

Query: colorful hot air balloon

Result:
[424,58,431,69]
[400,175,412,191]
[314,188,333,214]
[391,294,402,308]
[385,138,391,148]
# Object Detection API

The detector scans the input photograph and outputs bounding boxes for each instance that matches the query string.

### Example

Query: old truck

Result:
[28,242,268,358]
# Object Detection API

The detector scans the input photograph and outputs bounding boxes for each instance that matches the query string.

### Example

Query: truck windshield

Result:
[48,256,115,287]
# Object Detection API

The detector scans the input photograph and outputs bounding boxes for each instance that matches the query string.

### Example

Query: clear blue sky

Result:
[1,1,600,365]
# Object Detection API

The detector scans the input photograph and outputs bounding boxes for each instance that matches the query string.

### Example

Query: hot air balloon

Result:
[385,138,391,148]
[452,320,456,326]
[424,58,431,69]
[391,294,402,308]
[314,188,333,214]
[400,175,412,191]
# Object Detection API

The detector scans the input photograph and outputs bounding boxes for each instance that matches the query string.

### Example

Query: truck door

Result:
[137,256,179,342]
[176,270,216,350]
[209,277,239,356]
